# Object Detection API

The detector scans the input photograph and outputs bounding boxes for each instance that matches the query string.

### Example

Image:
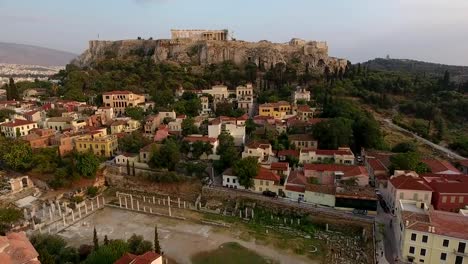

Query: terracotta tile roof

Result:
[246,141,271,149]
[0,232,39,264]
[277,149,299,158]
[364,150,394,168]
[23,110,39,116]
[114,253,137,264]
[421,174,468,193]
[421,159,461,174]
[297,104,313,112]
[304,164,368,177]
[459,159,468,167]
[47,116,74,123]
[255,167,280,182]
[367,158,387,171]
[289,134,315,141]
[315,149,353,156]
[306,184,336,195]
[286,170,307,186]
[259,101,290,108]
[110,120,128,126]
[307,118,328,125]
[402,209,468,241]
[132,251,161,264]
[183,136,217,143]
[270,162,289,171]
[335,186,377,200]
[389,176,433,191]
[103,90,133,95]
[0,119,36,127]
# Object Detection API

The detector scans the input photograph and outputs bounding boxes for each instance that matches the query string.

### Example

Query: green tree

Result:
[392,141,417,153]
[93,227,99,251]
[181,117,199,136]
[125,106,145,121]
[233,157,259,189]
[154,225,161,254]
[0,208,23,235]
[313,117,354,149]
[214,132,238,173]
[104,236,109,246]
[31,147,59,174]
[0,109,15,122]
[127,234,153,255]
[84,239,129,264]
[0,138,33,171]
[30,234,79,264]
[75,151,101,178]
[390,152,430,174]
[150,139,180,171]
[118,132,150,153]
[7,78,19,100]
[245,118,256,136]
[190,141,213,159]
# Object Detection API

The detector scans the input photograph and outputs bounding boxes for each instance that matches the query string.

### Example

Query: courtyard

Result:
[57,207,316,264]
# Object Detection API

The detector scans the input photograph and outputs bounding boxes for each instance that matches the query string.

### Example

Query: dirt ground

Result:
[58,207,316,264]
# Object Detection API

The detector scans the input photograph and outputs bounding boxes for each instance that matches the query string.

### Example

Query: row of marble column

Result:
[116,192,187,217]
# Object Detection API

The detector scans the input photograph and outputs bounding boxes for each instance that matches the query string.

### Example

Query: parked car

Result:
[352,209,368,215]
[262,190,277,197]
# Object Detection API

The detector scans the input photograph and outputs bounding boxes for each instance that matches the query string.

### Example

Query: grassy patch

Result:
[191,242,276,264]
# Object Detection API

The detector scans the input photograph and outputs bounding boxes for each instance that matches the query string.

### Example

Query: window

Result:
[442,196,447,203]
[451,196,456,203]
[440,253,447,261]
[455,256,463,264]
[259,187,262,192]
[260,180,263,186]
[409,246,415,254]
[226,178,230,183]
[413,193,419,200]
[424,193,429,201]
[420,248,426,256]
[458,242,466,253]
[233,179,236,184]
[419,259,424,263]
[265,181,269,186]
[443,239,449,247]
[460,196,464,203]
[422,235,428,243]
[400,192,404,199]
[411,233,417,241]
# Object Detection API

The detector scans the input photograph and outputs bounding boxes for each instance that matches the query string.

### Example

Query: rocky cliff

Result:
[73,38,348,73]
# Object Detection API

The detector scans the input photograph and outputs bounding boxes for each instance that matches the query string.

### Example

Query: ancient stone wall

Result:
[73,38,348,73]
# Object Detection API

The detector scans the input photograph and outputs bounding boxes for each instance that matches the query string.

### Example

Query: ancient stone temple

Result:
[171,29,229,41]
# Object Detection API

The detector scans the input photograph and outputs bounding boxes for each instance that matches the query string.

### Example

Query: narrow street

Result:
[375,202,399,264]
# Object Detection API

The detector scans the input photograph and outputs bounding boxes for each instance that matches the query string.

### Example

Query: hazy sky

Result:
[1,0,467,65]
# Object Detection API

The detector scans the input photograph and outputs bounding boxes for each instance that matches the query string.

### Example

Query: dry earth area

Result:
[58,207,317,264]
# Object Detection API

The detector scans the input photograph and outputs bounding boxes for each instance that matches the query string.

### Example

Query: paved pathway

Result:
[382,119,465,160]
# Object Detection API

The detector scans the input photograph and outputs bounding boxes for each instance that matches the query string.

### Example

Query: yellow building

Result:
[74,130,118,157]
[252,167,282,194]
[258,101,291,119]
[102,90,146,115]
[397,200,468,264]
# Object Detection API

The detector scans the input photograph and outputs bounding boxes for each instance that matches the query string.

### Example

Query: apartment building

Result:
[289,134,318,150]
[258,101,291,119]
[102,90,146,115]
[385,171,433,213]
[397,200,468,264]
[236,84,254,113]
[74,130,118,157]
[299,147,355,165]
[0,119,38,138]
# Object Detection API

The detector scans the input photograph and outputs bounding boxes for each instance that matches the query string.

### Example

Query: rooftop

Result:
[270,162,289,171]
[103,90,133,95]
[255,167,280,182]
[0,232,40,264]
[421,158,460,174]
[183,135,217,143]
[0,119,36,127]
[289,134,315,141]
[389,175,433,191]
[304,164,368,177]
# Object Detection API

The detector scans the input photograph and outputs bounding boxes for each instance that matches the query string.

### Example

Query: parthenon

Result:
[171,29,229,41]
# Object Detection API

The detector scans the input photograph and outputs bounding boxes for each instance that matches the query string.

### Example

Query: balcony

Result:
[453,249,468,257]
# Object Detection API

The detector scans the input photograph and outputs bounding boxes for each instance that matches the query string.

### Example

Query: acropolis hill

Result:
[73,29,348,73]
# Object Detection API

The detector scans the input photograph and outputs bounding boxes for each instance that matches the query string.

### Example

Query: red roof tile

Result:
[246,141,271,149]
[277,149,299,158]
[270,162,288,171]
[315,149,353,156]
[460,159,468,167]
[368,158,387,171]
[0,119,36,127]
[183,136,217,143]
[286,170,307,186]
[297,104,313,112]
[304,164,367,177]
[305,184,336,195]
[103,90,133,95]
[255,167,280,182]
[132,251,161,264]
[389,176,433,191]
[285,184,306,193]
[422,159,461,174]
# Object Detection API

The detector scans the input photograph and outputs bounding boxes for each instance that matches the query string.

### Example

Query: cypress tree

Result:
[154,225,161,254]
[93,227,99,250]
[104,235,109,245]
[126,159,130,175]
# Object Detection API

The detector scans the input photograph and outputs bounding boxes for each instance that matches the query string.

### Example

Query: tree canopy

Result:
[233,157,259,189]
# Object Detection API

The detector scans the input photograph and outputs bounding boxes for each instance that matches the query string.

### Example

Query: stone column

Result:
[167,196,170,207]
[153,196,155,204]
[102,196,105,206]
[91,201,94,211]
[137,200,140,211]
[71,210,75,222]
[130,195,134,210]
[63,214,66,226]
[178,198,180,208]
[78,206,82,218]
[49,208,53,221]
[125,197,128,209]
[119,196,122,207]
[57,202,62,216]
[96,196,100,207]
[85,203,88,214]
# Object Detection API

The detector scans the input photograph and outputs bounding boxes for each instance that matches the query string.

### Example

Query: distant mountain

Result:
[362,58,468,82]
[0,42,77,66]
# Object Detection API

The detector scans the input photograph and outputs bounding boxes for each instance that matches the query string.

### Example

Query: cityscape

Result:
[1,1,468,264]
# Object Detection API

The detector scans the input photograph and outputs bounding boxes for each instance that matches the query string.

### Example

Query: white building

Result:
[299,147,355,165]
[0,119,38,138]
[222,168,245,189]
[292,87,311,104]
[208,118,246,146]
[241,141,277,164]
[95,106,114,124]
[236,84,254,114]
